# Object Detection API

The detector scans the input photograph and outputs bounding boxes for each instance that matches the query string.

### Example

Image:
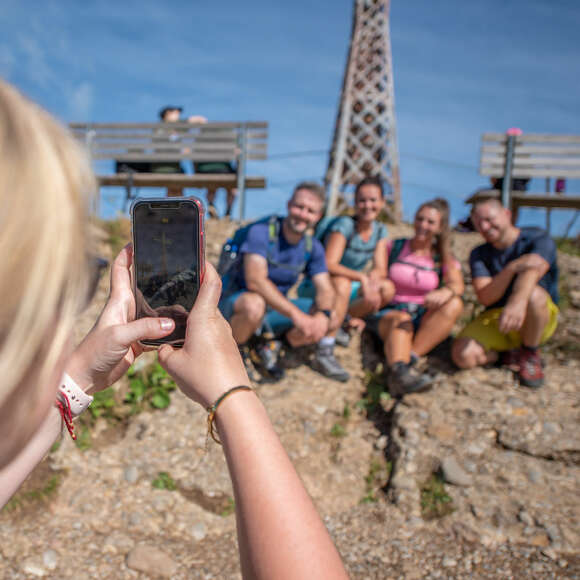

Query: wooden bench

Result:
[471,132,580,231]
[69,121,268,220]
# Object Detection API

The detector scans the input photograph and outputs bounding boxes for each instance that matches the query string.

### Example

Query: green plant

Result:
[126,362,176,411]
[556,237,580,257]
[89,387,117,419]
[220,497,236,517]
[420,474,454,520]
[152,472,177,491]
[342,403,351,420]
[330,423,347,438]
[100,217,131,257]
[72,363,178,452]
[74,425,92,451]
[360,457,392,504]
[3,473,63,512]
[356,367,390,413]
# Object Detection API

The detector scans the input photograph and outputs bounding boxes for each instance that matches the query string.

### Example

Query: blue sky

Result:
[2,0,579,234]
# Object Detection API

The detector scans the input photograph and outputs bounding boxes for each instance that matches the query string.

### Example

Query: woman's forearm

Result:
[215,391,349,580]
[0,407,62,508]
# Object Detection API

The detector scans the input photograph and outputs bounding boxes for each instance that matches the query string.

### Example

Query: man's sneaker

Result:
[335,327,351,348]
[239,345,261,384]
[311,344,350,382]
[250,339,285,383]
[388,362,433,398]
[517,347,544,389]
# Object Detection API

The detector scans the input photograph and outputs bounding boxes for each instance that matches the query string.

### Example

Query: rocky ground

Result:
[0,217,578,579]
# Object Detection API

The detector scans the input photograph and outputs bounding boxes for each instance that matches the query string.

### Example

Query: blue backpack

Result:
[217,215,313,281]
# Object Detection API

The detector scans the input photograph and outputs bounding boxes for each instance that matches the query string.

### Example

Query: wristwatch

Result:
[317,309,332,319]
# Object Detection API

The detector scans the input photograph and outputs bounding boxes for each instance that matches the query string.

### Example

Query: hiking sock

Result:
[319,336,335,348]
[521,344,539,353]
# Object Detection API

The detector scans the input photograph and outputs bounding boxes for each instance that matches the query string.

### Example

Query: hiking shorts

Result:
[365,302,427,335]
[218,290,314,335]
[456,297,559,352]
[297,279,361,303]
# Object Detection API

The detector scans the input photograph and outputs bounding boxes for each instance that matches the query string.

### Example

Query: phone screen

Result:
[132,199,203,346]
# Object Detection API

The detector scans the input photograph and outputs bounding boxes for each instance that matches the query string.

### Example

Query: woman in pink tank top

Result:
[373,199,464,397]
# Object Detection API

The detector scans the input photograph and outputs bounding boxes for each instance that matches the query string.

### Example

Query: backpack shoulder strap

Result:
[388,238,407,267]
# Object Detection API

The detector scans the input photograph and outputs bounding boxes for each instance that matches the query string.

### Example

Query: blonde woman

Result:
[370,198,464,396]
[0,81,347,580]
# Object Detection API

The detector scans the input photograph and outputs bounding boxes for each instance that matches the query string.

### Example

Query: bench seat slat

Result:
[71,121,268,130]
[481,156,580,167]
[96,152,239,162]
[96,173,266,189]
[481,167,580,178]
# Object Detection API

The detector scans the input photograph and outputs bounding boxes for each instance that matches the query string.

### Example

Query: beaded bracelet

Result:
[206,385,253,446]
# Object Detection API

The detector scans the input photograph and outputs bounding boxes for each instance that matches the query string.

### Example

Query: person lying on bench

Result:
[452,195,559,388]
[218,182,337,382]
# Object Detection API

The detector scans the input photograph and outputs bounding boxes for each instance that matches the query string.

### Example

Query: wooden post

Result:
[236,126,247,223]
[85,128,100,216]
[545,177,552,233]
[501,133,516,210]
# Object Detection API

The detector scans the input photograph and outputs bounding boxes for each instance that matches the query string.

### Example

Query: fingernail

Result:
[160,318,174,330]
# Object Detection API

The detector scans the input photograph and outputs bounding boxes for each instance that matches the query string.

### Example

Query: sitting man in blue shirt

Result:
[452,194,559,388]
[219,182,338,382]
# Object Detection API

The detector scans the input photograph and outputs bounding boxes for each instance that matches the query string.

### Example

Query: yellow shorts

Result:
[457,297,559,352]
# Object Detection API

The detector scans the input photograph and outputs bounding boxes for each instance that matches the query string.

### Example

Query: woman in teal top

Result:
[323,177,393,327]
[300,176,394,382]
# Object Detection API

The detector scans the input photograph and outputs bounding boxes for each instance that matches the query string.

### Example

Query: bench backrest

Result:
[69,121,268,164]
[480,133,580,179]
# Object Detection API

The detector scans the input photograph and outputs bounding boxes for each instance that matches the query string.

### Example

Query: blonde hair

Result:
[415,198,452,265]
[0,81,95,411]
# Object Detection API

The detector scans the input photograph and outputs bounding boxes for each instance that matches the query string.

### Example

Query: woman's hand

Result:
[66,245,175,393]
[423,287,454,310]
[360,274,382,311]
[158,264,249,408]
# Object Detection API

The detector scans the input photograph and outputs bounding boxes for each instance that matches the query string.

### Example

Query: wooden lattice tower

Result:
[325,0,401,219]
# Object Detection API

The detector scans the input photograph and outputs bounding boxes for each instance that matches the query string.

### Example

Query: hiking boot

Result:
[311,344,350,382]
[335,327,351,348]
[250,339,285,383]
[239,345,261,384]
[387,362,433,398]
[517,347,544,389]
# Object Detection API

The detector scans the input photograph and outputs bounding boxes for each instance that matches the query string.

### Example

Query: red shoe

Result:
[517,347,544,389]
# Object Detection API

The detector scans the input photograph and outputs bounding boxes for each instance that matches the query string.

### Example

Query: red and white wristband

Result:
[55,373,93,440]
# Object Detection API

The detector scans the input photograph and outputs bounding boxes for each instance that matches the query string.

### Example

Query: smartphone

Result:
[131,197,205,347]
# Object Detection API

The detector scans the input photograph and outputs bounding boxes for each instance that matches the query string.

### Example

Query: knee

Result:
[332,276,352,298]
[443,296,464,320]
[379,279,395,295]
[378,311,411,339]
[235,293,266,323]
[527,286,548,315]
[451,337,485,369]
